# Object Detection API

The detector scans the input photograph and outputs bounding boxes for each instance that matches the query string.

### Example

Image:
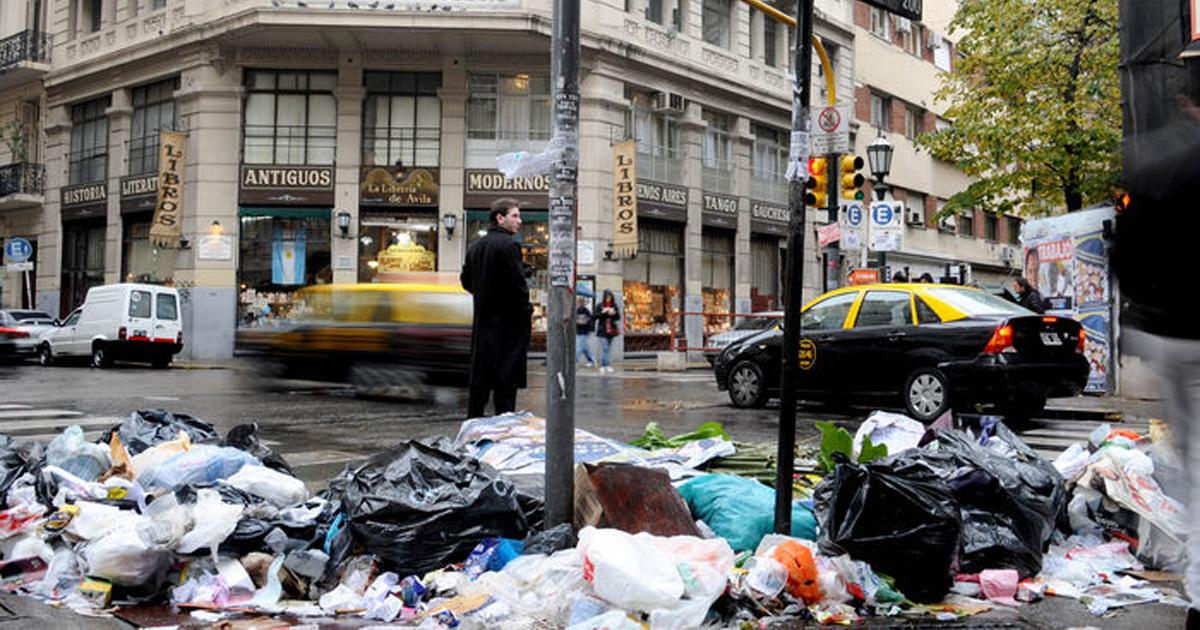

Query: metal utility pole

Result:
[775,0,815,534]
[545,0,581,528]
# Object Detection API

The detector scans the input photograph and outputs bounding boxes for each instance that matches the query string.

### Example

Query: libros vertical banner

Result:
[149,130,187,248]
[611,140,638,258]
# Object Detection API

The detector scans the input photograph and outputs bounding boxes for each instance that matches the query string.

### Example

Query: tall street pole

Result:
[775,0,814,534]
[545,0,581,528]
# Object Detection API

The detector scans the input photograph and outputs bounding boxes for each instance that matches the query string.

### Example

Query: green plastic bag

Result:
[678,474,817,552]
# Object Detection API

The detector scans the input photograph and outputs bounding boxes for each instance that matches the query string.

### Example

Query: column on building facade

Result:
[733,116,753,317]
[438,58,467,274]
[680,101,705,358]
[333,58,364,285]
[104,88,132,285]
[172,61,242,360]
[37,105,69,317]
[577,67,629,359]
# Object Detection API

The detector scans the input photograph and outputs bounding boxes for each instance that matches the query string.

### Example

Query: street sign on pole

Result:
[4,238,33,264]
[6,262,33,272]
[811,106,850,154]
[860,0,921,21]
[869,201,904,252]
[840,202,864,250]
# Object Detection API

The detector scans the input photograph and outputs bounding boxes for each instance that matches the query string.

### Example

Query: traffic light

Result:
[805,157,828,208]
[1114,190,1131,213]
[840,154,865,200]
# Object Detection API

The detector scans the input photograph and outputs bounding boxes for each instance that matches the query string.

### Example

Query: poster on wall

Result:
[272,225,306,285]
[1074,229,1112,393]
[1025,235,1075,313]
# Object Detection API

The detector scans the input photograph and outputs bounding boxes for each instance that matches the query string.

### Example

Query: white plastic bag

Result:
[1053,443,1091,481]
[131,431,192,477]
[82,526,170,586]
[579,527,685,611]
[47,425,112,481]
[139,445,260,490]
[852,411,926,458]
[495,137,563,179]
[177,489,244,558]
[67,501,144,541]
[225,465,308,507]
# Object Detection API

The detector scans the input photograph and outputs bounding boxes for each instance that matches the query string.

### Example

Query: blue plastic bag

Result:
[140,445,260,491]
[678,474,816,552]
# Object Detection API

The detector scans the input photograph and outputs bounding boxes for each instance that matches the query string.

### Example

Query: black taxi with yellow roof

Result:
[713,283,1089,422]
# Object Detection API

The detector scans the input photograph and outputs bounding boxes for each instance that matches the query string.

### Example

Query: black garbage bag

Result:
[814,454,961,603]
[103,409,220,455]
[340,438,530,577]
[223,423,294,476]
[0,436,41,505]
[523,523,576,555]
[927,423,1066,577]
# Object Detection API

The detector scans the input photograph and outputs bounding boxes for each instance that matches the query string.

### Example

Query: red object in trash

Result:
[771,541,822,604]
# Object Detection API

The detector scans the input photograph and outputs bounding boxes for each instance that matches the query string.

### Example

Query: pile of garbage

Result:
[0,408,1187,627]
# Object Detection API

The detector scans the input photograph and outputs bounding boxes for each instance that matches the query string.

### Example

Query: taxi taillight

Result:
[1077,329,1087,354]
[984,323,1015,354]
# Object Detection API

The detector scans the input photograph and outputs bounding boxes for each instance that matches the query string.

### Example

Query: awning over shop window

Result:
[465,210,548,222]
[238,207,331,219]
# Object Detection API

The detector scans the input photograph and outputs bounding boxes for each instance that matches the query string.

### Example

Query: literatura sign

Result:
[863,0,920,21]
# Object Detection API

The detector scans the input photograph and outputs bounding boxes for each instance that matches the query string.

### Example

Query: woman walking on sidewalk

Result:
[575,296,596,368]
[594,290,621,374]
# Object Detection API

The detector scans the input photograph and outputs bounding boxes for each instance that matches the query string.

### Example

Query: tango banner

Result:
[149,130,187,249]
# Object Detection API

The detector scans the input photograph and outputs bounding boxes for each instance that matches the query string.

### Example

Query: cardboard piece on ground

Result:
[1119,570,1183,583]
[573,463,700,537]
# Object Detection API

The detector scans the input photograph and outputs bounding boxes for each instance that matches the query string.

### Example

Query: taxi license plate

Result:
[1040,332,1062,346]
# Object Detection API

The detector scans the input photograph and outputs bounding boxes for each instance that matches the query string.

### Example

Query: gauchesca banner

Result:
[611,140,638,259]
[149,130,187,248]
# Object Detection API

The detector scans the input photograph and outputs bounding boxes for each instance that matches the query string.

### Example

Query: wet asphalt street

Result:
[0,358,1186,629]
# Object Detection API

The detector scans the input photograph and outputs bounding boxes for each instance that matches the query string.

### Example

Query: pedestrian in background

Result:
[918,272,935,283]
[1014,277,1047,313]
[460,198,532,418]
[575,296,596,368]
[594,290,621,374]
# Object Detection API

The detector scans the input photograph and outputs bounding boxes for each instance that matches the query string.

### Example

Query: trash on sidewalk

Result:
[678,473,817,552]
[573,463,699,537]
[851,411,926,459]
[102,409,220,456]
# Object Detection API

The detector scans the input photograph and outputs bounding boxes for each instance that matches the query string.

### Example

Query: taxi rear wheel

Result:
[904,367,951,422]
[728,361,767,408]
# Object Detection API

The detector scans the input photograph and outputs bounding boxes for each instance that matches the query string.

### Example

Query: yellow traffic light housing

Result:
[805,157,828,208]
[840,154,865,200]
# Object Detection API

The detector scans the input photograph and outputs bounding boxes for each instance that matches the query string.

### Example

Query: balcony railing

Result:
[0,31,50,70]
[0,163,46,198]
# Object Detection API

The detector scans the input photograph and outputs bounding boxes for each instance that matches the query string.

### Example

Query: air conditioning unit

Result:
[938,214,957,232]
[653,91,686,115]
[927,31,943,50]
[1000,245,1016,263]
[906,207,924,226]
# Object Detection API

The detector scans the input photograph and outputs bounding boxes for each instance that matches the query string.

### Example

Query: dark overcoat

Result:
[460,227,531,389]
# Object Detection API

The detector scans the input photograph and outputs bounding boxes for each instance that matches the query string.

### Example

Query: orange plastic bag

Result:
[771,540,822,604]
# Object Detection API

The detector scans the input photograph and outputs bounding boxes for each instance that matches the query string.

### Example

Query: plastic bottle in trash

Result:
[745,557,788,598]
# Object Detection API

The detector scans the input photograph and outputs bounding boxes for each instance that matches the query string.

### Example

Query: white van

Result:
[39,283,183,368]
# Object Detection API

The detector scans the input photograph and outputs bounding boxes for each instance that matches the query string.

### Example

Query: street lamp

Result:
[866,132,894,202]
[442,213,458,238]
[335,211,352,238]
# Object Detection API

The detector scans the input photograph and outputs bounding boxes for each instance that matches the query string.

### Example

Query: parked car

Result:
[713,283,1089,422]
[38,284,183,368]
[704,311,783,365]
[0,309,58,357]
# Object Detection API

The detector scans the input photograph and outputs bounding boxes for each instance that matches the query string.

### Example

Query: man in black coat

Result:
[1014,277,1046,314]
[460,198,531,418]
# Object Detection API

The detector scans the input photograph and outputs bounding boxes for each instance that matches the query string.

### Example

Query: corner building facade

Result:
[23,0,857,359]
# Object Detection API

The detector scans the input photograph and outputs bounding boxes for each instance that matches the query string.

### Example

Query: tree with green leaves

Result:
[918,0,1120,216]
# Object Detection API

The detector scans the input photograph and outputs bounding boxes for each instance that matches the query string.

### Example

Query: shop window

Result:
[701,229,735,333]
[238,212,332,325]
[128,77,179,175]
[625,89,682,183]
[122,218,174,284]
[623,221,684,349]
[362,72,442,168]
[466,73,551,142]
[702,0,732,48]
[358,217,439,282]
[751,237,779,311]
[702,109,733,192]
[243,70,337,165]
[68,96,110,185]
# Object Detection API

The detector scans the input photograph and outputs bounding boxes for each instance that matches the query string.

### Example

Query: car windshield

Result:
[925,287,1032,317]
